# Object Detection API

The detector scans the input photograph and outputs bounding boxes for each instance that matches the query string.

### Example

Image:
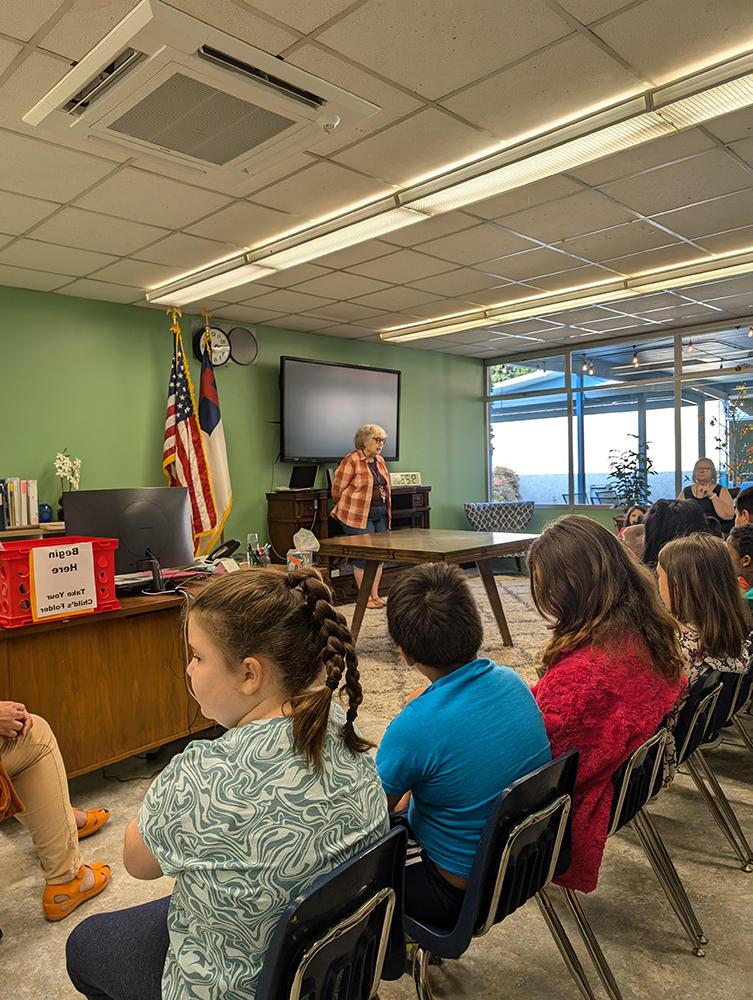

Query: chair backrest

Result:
[590,486,618,505]
[255,827,407,1000]
[403,751,578,954]
[733,661,753,717]
[674,671,723,765]
[608,727,668,836]
[463,501,535,533]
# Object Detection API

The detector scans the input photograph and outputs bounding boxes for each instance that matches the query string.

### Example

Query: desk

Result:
[317,529,538,647]
[0,594,213,777]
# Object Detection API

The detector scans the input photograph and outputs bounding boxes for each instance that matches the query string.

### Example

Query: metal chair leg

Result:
[536,890,597,1000]
[559,887,623,1000]
[688,752,753,871]
[411,946,434,1000]
[632,811,706,955]
[734,716,753,753]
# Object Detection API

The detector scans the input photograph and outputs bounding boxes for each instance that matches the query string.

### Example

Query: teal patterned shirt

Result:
[138,708,388,999]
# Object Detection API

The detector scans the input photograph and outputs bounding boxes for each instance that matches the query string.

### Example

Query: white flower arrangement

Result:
[54,450,81,492]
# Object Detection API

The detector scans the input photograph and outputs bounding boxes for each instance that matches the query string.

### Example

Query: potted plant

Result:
[710,383,753,487]
[607,436,656,508]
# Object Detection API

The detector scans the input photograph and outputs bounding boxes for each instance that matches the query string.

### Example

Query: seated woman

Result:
[678,457,735,535]
[1,702,110,921]
[67,569,388,1000]
[617,504,646,540]
[726,524,753,609]
[658,533,751,690]
[528,515,687,893]
[642,498,710,570]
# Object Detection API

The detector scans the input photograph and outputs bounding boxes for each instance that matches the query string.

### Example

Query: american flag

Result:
[162,326,217,544]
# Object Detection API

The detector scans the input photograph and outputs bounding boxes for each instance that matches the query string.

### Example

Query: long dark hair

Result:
[659,534,750,658]
[527,515,684,679]
[189,568,371,768]
[642,499,709,569]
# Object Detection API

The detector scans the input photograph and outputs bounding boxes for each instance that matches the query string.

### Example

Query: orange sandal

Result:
[43,862,111,922]
[76,807,110,840]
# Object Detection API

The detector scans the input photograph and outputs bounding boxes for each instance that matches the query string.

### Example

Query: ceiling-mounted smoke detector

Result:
[23,0,379,181]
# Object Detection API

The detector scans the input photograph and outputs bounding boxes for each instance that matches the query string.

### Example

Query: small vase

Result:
[57,497,65,522]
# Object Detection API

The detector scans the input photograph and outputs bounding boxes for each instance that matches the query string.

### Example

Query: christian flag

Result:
[196,347,232,554]
[162,326,217,546]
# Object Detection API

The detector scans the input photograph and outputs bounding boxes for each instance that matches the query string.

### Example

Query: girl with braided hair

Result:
[66,568,388,1000]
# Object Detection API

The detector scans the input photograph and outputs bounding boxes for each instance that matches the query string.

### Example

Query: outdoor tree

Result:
[709,383,753,486]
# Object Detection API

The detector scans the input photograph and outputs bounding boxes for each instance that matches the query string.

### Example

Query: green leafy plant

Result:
[709,383,753,486]
[607,435,656,507]
[492,465,521,501]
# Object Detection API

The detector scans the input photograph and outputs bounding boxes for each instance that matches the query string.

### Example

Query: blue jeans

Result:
[339,506,388,569]
[67,896,170,1000]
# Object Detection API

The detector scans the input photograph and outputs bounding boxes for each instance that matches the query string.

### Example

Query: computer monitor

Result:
[289,464,318,489]
[63,487,195,575]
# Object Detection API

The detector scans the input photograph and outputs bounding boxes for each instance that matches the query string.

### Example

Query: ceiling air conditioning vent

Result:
[23,0,378,182]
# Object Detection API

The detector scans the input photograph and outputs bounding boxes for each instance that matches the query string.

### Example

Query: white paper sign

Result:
[30,541,97,622]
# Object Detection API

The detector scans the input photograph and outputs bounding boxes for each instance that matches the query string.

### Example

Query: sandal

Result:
[43,862,111,922]
[76,807,110,840]
[366,597,385,609]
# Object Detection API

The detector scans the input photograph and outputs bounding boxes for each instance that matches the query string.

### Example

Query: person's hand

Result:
[0,701,29,739]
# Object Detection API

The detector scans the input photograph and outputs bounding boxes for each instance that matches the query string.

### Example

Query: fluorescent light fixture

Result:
[630,251,753,292]
[656,73,753,128]
[146,259,274,306]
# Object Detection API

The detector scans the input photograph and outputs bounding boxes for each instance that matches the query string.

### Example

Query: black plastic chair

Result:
[255,826,407,1000]
[402,752,603,1000]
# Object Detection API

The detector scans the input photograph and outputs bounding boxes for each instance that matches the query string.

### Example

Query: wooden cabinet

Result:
[266,485,431,602]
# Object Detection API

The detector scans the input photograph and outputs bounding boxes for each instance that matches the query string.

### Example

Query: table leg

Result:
[350,561,378,643]
[476,559,513,647]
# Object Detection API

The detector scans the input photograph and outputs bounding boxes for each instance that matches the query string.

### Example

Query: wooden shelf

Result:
[0,522,65,541]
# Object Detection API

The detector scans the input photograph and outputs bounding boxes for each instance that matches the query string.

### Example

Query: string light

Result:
[632,346,639,367]
[588,360,595,376]
[719,358,725,370]
[581,357,588,372]
[687,337,694,352]
[748,326,753,338]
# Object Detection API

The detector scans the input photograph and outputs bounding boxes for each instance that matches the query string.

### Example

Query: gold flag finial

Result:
[167,307,182,335]
[201,310,212,352]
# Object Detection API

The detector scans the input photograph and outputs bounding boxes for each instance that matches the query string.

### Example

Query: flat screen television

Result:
[280,357,400,463]
[63,487,194,575]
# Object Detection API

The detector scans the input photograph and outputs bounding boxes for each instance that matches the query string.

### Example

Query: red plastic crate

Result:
[0,535,120,628]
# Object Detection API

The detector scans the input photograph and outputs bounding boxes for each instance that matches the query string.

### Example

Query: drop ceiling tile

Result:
[0,50,71,123]
[333,108,498,188]
[75,168,233,229]
[0,238,117,275]
[598,149,753,217]
[419,223,533,266]
[136,233,238,271]
[246,0,364,32]
[570,130,717,188]
[168,0,299,53]
[592,0,753,84]
[281,45,423,155]
[291,271,391,300]
[603,243,710,276]
[229,155,314,200]
[213,305,286,325]
[459,281,545,307]
[524,263,619,291]
[705,107,753,145]
[348,249,455,283]
[683,275,753,300]
[350,286,445,312]
[216,282,279,303]
[408,267,505,297]
[0,131,117,201]
[405,298,482,319]
[697,226,753,255]
[652,190,753,240]
[0,37,22,74]
[272,314,330,332]
[384,212,478,248]
[0,1,63,41]
[263,263,333,287]
[56,278,142,303]
[240,289,336,314]
[187,202,298,248]
[442,35,641,143]
[709,292,753,311]
[37,0,138,59]
[502,190,634,244]
[468,176,584,223]
[574,316,653,332]
[315,324,373,339]
[476,247,585,281]
[557,221,676,261]
[0,190,58,234]
[0,262,68,290]
[32,207,169,255]
[251,161,392,221]
[635,303,723,322]
[729,138,753,170]
[488,319,564,336]
[357,311,425,330]
[311,240,397,270]
[316,0,570,100]
[304,301,383,323]
[88,258,180,287]
[556,0,632,21]
[618,292,688,314]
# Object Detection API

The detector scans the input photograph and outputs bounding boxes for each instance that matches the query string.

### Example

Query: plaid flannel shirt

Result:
[331,450,392,530]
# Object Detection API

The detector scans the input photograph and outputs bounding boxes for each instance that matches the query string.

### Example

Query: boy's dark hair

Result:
[729,524,753,562]
[735,485,753,518]
[641,499,710,568]
[386,563,483,670]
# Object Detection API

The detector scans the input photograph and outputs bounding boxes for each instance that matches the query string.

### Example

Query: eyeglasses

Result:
[372,436,386,443]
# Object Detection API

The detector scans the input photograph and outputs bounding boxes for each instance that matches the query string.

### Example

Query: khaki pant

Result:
[1,714,83,883]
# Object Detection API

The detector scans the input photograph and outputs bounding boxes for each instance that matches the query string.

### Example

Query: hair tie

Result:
[325,675,339,691]
[286,572,299,589]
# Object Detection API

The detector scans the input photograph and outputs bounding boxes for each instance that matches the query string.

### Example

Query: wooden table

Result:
[0,593,213,777]
[317,528,538,646]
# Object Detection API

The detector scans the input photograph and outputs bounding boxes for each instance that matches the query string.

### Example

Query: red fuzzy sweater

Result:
[532,638,686,893]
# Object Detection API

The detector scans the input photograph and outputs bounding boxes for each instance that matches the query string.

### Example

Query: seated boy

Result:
[376,563,551,929]
[734,486,753,527]
[727,524,753,609]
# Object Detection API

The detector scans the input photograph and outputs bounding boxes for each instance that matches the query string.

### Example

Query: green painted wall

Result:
[0,286,485,542]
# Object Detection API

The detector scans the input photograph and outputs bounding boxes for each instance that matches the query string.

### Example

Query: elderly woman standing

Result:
[332,424,392,609]
[677,457,734,534]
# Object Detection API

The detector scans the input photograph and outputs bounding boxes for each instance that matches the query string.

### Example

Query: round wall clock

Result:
[229,327,258,366]
[192,327,231,366]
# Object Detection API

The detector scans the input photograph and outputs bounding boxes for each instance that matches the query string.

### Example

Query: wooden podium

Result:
[266,484,431,602]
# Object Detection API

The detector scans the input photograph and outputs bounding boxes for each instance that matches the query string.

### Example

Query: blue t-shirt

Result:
[376,658,551,878]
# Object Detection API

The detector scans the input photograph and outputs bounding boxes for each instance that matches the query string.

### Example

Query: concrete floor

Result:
[1,727,752,999]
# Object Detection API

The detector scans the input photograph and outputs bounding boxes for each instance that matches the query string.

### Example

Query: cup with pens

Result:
[246,533,271,567]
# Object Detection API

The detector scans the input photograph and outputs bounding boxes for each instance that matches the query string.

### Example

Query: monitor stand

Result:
[141,550,170,594]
